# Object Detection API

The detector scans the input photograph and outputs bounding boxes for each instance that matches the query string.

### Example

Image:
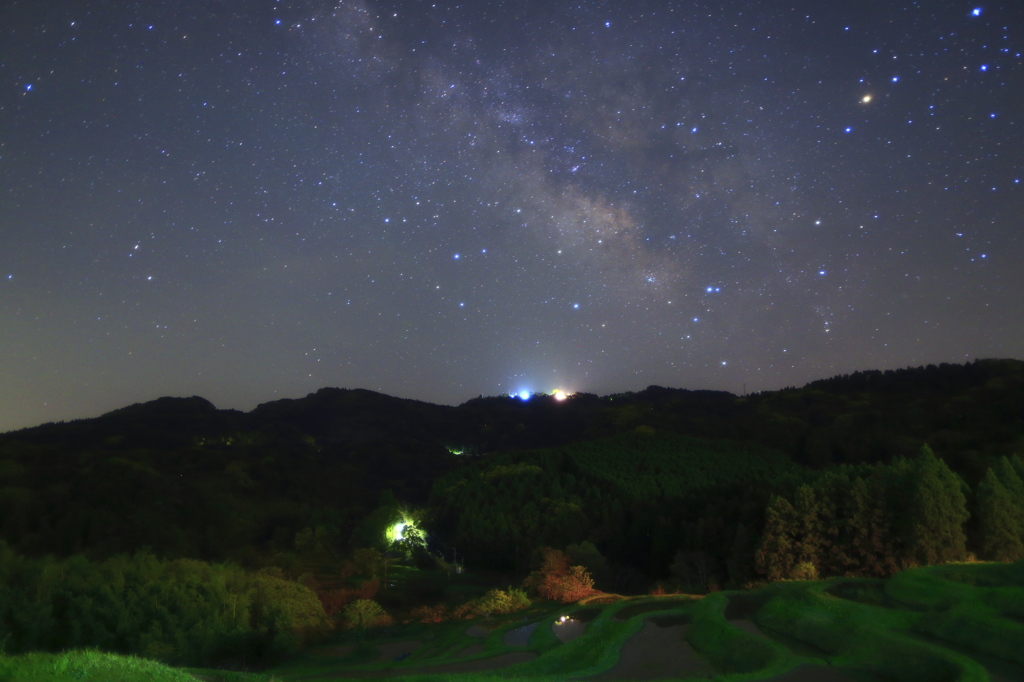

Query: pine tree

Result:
[975,468,1024,561]
[848,475,896,576]
[792,485,824,574]
[993,457,1024,542]
[755,495,798,581]
[904,446,969,566]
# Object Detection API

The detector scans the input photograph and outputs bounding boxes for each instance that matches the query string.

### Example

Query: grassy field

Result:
[0,649,275,682]
[4,561,1022,682]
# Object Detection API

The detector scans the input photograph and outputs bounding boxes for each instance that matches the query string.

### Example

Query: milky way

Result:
[1,0,1022,431]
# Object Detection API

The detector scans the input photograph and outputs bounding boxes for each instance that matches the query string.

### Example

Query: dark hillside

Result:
[0,358,1021,572]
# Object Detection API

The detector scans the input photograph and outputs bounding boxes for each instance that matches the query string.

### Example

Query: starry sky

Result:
[2,0,1023,432]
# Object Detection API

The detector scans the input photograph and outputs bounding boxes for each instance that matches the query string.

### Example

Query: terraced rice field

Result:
[268,562,1024,682]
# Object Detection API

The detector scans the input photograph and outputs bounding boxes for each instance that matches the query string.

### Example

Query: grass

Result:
[6,561,1023,682]
[686,593,797,680]
[0,649,273,682]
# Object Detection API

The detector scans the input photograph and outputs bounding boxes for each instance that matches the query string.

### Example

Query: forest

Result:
[0,358,1023,674]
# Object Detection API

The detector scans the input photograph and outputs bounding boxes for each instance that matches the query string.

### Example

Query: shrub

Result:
[471,588,531,616]
[791,562,819,581]
[340,599,392,631]
[409,603,450,624]
[523,548,596,603]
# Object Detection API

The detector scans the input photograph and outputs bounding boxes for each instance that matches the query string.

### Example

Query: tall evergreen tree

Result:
[975,468,1024,561]
[993,457,1024,539]
[848,475,897,576]
[755,495,798,581]
[792,484,824,573]
[904,446,969,566]
[812,473,852,576]
[1009,454,1024,481]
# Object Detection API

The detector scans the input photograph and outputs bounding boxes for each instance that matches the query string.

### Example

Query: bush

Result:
[523,548,596,603]
[408,603,450,624]
[791,562,819,581]
[468,588,531,617]
[0,551,330,667]
[340,599,392,631]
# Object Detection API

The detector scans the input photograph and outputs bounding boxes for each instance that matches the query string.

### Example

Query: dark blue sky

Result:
[2,0,1022,432]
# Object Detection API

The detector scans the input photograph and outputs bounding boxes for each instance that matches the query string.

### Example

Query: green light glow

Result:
[385,513,423,547]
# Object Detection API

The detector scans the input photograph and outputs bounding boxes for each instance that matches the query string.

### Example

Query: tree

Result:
[671,550,714,592]
[565,541,609,587]
[792,485,824,574]
[522,548,595,603]
[902,446,969,566]
[847,475,897,576]
[975,468,1024,561]
[340,599,391,631]
[994,457,1024,539]
[469,588,530,617]
[755,495,798,581]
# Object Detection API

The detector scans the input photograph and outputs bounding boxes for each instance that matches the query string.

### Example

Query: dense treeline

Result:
[754,450,1024,580]
[0,416,452,561]
[430,431,803,585]
[0,545,329,666]
[431,438,1024,591]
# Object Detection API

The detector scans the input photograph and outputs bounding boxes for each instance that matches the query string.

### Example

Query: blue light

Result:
[972,7,982,16]
[518,390,531,401]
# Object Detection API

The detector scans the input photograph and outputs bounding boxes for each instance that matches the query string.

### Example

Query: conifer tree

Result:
[755,495,798,581]
[975,468,1024,561]
[904,446,969,566]
[848,475,896,576]
[792,484,824,574]
[993,457,1024,539]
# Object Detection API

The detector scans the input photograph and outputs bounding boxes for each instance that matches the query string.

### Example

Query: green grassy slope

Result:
[4,562,1021,682]
[263,561,1024,682]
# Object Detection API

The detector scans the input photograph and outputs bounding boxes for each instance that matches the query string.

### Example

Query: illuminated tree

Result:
[792,484,824,573]
[469,588,531,617]
[755,495,797,581]
[522,547,595,603]
[340,599,391,631]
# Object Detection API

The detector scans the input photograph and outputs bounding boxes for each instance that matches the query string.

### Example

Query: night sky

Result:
[2,0,1022,433]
